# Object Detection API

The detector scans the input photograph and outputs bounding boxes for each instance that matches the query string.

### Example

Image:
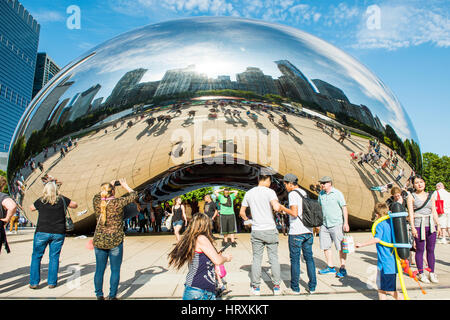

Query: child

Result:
[356,203,403,300]
[168,213,232,300]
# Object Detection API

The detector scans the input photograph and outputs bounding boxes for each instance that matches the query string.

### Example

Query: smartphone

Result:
[219,243,231,253]
[114,180,121,186]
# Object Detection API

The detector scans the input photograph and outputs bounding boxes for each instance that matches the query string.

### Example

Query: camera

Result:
[114,180,121,186]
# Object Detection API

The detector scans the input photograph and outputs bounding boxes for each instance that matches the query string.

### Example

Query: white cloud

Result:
[354,4,450,50]
[161,0,235,15]
[33,10,65,23]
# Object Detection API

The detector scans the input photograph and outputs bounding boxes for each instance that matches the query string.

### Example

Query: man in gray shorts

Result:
[317,176,350,278]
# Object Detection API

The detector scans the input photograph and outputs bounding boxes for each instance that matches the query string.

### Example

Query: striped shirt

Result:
[185,252,216,293]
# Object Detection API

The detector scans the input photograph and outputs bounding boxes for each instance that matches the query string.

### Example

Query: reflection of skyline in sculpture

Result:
[68,84,101,121]
[23,76,74,139]
[34,58,392,136]
[104,68,147,108]
[94,59,385,133]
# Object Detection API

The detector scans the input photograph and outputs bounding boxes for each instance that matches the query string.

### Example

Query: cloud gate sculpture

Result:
[7,17,422,233]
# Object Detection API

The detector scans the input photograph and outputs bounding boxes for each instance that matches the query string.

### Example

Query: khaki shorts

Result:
[438,213,449,229]
[319,224,344,251]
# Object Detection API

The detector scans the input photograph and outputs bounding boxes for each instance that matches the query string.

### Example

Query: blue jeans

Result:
[94,242,123,298]
[30,232,65,286]
[182,285,216,300]
[288,233,317,292]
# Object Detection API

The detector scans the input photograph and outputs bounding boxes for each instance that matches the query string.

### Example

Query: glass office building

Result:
[32,52,60,98]
[0,0,40,153]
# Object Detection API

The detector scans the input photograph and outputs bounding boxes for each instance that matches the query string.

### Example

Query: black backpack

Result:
[293,190,323,228]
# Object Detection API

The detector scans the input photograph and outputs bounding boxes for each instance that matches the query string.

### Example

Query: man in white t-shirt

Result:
[433,182,450,244]
[239,173,282,296]
[279,173,317,295]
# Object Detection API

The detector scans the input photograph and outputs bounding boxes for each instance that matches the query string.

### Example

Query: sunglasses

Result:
[319,181,330,185]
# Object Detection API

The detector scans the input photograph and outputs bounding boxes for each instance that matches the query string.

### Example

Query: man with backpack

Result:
[279,174,317,295]
[317,176,350,278]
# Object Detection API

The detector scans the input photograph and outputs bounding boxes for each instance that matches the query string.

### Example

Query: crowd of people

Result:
[1,159,449,300]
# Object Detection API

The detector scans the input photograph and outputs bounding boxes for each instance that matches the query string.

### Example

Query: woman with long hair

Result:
[92,178,137,300]
[169,196,187,242]
[407,175,442,284]
[29,181,78,289]
[168,213,232,300]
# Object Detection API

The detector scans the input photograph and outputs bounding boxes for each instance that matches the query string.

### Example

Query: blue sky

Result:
[20,0,450,156]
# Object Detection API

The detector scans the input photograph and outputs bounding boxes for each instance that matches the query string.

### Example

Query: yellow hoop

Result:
[371,215,410,300]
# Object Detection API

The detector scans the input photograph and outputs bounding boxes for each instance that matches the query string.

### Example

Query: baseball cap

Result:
[319,176,332,183]
[283,173,298,183]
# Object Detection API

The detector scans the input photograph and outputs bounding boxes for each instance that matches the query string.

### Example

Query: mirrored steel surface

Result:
[7,17,420,232]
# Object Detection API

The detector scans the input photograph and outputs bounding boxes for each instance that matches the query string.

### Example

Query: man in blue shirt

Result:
[356,203,403,300]
[317,176,350,278]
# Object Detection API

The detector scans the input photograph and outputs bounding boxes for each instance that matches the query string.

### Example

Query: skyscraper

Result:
[236,67,278,96]
[32,52,61,98]
[154,65,195,97]
[311,79,350,103]
[105,68,147,107]
[68,84,102,121]
[23,76,74,139]
[274,60,317,103]
[0,0,40,154]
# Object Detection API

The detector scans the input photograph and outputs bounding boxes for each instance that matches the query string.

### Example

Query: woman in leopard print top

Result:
[92,178,137,300]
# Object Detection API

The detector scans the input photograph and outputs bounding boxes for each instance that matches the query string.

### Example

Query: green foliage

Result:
[180,187,213,202]
[422,153,450,192]
[0,170,8,193]
[383,136,392,147]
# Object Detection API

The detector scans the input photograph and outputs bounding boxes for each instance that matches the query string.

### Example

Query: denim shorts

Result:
[173,220,183,227]
[182,285,216,300]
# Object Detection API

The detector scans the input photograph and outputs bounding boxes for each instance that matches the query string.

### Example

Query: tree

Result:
[0,170,8,193]
[422,153,450,192]
[181,187,213,202]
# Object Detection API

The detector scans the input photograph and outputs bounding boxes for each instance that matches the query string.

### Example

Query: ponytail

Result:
[99,183,114,225]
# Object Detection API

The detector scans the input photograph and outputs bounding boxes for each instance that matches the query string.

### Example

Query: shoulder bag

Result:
[413,192,432,213]
[435,191,444,215]
[61,197,75,232]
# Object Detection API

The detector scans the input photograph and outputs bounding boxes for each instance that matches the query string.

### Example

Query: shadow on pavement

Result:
[118,266,168,299]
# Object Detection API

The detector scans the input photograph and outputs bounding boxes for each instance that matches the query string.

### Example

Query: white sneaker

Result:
[437,238,447,244]
[418,273,430,284]
[283,288,300,295]
[250,286,260,296]
[429,273,439,284]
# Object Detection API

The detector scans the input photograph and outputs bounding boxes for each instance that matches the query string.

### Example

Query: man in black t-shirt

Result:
[204,194,218,232]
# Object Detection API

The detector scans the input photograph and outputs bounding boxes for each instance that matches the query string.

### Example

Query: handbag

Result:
[61,197,75,232]
[165,214,173,230]
[215,264,227,278]
[342,234,355,254]
[436,191,445,215]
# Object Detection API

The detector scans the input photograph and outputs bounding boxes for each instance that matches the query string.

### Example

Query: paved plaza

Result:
[0,229,449,300]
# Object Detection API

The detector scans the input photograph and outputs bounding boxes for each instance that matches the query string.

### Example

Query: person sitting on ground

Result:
[370,182,394,193]
[356,203,403,300]
[168,213,232,300]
